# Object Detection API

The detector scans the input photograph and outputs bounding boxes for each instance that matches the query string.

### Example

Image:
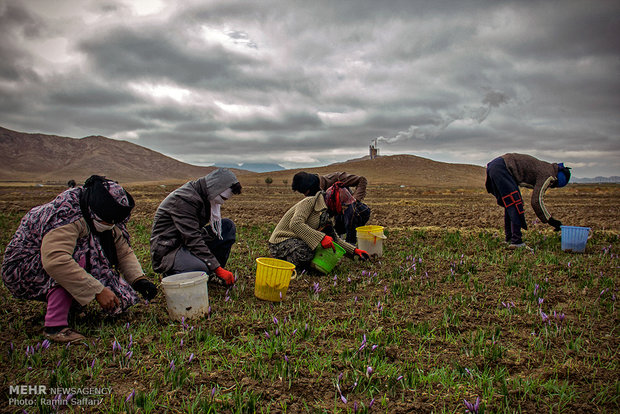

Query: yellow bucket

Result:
[356,225,387,257]
[254,258,297,302]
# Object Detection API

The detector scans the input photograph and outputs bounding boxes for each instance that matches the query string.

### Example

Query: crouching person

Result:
[1,176,157,343]
[269,181,369,270]
[292,171,371,243]
[150,168,242,286]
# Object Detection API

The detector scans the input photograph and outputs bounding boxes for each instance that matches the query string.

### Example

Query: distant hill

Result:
[573,176,620,184]
[250,154,487,187]
[0,126,248,184]
[216,162,285,173]
[1,126,486,187]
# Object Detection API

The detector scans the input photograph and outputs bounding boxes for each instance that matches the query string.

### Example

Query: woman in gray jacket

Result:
[150,168,241,286]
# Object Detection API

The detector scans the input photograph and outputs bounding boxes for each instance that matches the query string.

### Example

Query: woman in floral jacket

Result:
[2,175,157,343]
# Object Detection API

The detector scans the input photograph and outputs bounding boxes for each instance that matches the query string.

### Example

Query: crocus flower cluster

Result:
[501,301,515,309]
[463,397,480,413]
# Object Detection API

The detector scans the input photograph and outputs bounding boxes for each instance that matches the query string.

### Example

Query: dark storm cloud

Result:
[0,3,43,82]
[78,27,248,86]
[0,0,618,177]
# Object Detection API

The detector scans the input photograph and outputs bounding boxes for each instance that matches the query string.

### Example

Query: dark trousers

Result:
[504,210,523,244]
[167,219,236,275]
[486,157,527,243]
[334,201,371,244]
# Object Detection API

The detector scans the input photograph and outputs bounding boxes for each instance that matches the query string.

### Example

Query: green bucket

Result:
[311,242,346,274]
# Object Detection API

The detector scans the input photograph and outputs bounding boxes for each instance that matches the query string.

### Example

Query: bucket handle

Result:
[290,269,297,280]
[588,228,593,240]
[179,279,200,287]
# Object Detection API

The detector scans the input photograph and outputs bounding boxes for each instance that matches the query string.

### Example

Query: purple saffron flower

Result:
[41,340,50,350]
[369,398,375,408]
[338,372,343,381]
[396,375,404,381]
[264,331,270,339]
[180,338,184,348]
[284,355,289,363]
[125,350,133,360]
[125,389,135,403]
[169,360,175,371]
[91,358,96,369]
[125,322,130,330]
[292,329,298,335]
[211,387,216,398]
[189,353,194,363]
[463,397,480,413]
[371,345,378,351]
[538,297,544,306]
[273,316,278,325]
[366,366,373,376]
[340,395,348,404]
[357,342,366,354]
[279,292,283,300]
[354,401,358,413]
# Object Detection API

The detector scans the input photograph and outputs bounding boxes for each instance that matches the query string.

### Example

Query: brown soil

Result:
[0,183,618,413]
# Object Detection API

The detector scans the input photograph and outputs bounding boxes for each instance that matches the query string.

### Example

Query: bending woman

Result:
[269,182,369,269]
[2,176,157,343]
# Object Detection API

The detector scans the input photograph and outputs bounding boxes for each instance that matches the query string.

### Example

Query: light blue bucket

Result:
[560,226,591,253]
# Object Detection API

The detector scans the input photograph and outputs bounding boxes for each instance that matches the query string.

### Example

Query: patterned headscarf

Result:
[82,175,134,224]
[325,181,356,214]
[79,175,134,267]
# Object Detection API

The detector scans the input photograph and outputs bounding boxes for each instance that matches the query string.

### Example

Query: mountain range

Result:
[1,126,615,187]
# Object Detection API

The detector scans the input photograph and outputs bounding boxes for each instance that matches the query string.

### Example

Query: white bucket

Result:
[161,272,209,321]
[356,225,387,257]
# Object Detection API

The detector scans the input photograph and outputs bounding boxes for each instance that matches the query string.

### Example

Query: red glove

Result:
[214,267,235,286]
[354,249,370,260]
[321,235,336,252]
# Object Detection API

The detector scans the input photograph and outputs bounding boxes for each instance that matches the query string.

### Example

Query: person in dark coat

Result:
[150,168,241,286]
[485,153,571,248]
[291,171,370,243]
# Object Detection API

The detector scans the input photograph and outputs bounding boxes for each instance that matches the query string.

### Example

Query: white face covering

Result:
[93,220,115,232]
[210,188,234,239]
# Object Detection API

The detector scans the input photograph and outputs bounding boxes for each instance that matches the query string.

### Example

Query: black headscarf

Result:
[79,175,134,267]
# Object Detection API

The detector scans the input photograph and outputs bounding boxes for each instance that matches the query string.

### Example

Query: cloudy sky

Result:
[1,0,619,177]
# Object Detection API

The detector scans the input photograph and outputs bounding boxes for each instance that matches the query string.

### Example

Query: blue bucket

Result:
[560,226,591,253]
